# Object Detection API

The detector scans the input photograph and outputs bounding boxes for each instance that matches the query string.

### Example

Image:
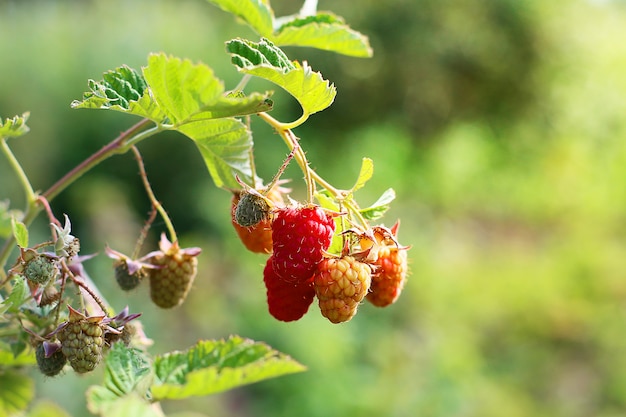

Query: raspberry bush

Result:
[0,0,408,415]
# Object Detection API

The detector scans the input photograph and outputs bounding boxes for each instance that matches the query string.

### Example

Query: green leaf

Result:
[0,113,30,139]
[273,12,373,58]
[351,158,374,193]
[102,343,153,397]
[86,344,154,416]
[11,217,28,248]
[360,188,396,221]
[183,93,274,122]
[86,392,162,417]
[0,342,36,367]
[0,201,22,239]
[9,338,28,359]
[240,59,336,117]
[142,53,223,124]
[178,118,256,189]
[2,278,29,314]
[205,0,274,37]
[151,336,306,400]
[227,38,336,122]
[71,66,167,122]
[0,369,34,417]
[143,53,273,126]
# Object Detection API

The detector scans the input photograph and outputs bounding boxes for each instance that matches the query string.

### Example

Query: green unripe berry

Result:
[114,261,145,291]
[35,343,67,377]
[24,254,57,285]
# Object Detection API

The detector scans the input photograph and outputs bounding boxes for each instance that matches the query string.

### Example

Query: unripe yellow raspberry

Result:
[314,256,371,324]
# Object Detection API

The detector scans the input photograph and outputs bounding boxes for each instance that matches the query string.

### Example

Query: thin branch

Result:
[131,146,177,243]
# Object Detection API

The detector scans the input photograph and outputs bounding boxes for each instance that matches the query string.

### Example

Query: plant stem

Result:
[133,206,157,259]
[284,129,315,202]
[0,118,157,271]
[0,138,37,206]
[257,112,371,229]
[44,119,155,202]
[280,113,309,131]
[131,146,177,243]
[232,74,253,93]
[257,112,343,202]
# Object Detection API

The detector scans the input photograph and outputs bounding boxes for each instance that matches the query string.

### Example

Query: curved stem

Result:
[0,118,157,271]
[132,206,157,259]
[0,138,37,206]
[44,119,156,202]
[284,129,315,202]
[257,112,369,229]
[257,112,317,202]
[63,259,109,316]
[280,113,309,131]
[232,74,253,94]
[131,146,177,243]
[257,112,348,201]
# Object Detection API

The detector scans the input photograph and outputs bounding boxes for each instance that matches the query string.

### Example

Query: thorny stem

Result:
[263,141,299,195]
[62,259,109,316]
[37,196,61,239]
[0,138,36,206]
[0,118,157,271]
[131,146,178,243]
[243,115,260,188]
[133,206,158,260]
[258,112,342,202]
[257,112,372,229]
[284,129,315,202]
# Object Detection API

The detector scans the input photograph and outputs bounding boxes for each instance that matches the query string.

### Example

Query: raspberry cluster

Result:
[34,306,141,377]
[231,196,409,324]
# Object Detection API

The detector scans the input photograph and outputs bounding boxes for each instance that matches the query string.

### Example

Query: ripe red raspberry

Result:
[314,256,372,324]
[263,256,315,322]
[366,245,408,307]
[272,205,335,283]
[146,234,201,309]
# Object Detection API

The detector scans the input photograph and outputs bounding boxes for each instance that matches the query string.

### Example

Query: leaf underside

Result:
[227,38,336,118]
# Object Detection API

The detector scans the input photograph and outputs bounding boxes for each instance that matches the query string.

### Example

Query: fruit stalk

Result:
[131,146,177,243]
[0,118,156,270]
[0,137,36,207]
[258,112,342,203]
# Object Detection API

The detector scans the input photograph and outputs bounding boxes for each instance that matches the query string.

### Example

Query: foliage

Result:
[0,0,404,416]
[2,0,625,417]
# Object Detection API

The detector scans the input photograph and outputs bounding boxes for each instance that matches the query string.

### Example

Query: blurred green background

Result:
[2,0,626,416]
